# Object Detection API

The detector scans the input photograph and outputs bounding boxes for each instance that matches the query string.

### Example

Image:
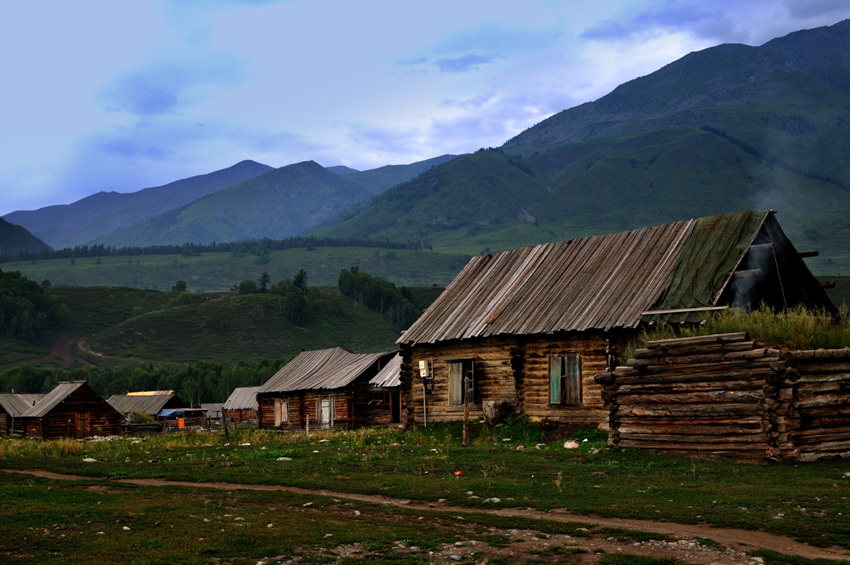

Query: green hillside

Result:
[339,154,460,195]
[0,218,50,258]
[88,288,402,363]
[504,20,850,190]
[1,246,469,292]
[316,128,850,274]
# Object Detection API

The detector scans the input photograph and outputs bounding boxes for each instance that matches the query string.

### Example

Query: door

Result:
[317,398,334,428]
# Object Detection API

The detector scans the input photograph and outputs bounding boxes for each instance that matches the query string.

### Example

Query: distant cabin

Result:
[0,393,45,435]
[257,348,398,430]
[107,391,185,421]
[223,387,261,422]
[398,210,834,429]
[19,381,123,439]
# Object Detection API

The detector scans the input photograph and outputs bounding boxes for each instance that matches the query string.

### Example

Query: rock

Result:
[122,526,131,531]
[563,440,580,449]
[83,458,97,463]
[277,457,292,461]
[483,498,501,504]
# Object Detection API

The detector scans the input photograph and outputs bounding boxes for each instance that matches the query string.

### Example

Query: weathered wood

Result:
[617,390,764,405]
[646,332,749,348]
[784,348,850,361]
[633,341,757,359]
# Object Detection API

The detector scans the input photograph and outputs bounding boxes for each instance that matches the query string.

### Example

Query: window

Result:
[448,359,475,405]
[274,400,288,426]
[550,354,582,405]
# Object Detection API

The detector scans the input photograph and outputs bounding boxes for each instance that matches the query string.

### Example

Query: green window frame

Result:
[549,354,582,405]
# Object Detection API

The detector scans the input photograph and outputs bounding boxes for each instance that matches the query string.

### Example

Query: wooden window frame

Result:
[549,354,582,405]
[448,359,475,406]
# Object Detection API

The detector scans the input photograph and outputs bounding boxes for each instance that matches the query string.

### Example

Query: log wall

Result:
[595,333,850,461]
[21,385,123,440]
[401,332,619,428]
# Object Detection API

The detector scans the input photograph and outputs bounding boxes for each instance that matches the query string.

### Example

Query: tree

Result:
[171,280,187,293]
[293,269,308,295]
[258,271,271,293]
[238,279,258,294]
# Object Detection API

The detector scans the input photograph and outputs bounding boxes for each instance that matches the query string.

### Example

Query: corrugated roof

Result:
[223,387,260,410]
[399,219,698,344]
[258,348,393,393]
[0,393,45,417]
[369,353,401,388]
[108,393,182,415]
[21,381,86,418]
[399,212,778,345]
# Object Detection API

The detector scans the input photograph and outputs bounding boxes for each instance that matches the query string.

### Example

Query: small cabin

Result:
[0,393,44,435]
[257,348,397,430]
[19,381,123,439]
[223,387,261,422]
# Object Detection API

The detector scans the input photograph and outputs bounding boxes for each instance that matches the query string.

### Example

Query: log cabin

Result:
[257,348,397,430]
[398,210,835,429]
[107,391,185,421]
[19,381,123,439]
[223,387,261,422]
[0,393,44,435]
[365,352,403,426]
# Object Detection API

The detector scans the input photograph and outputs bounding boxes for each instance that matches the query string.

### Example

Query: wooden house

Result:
[107,391,185,421]
[223,387,260,422]
[365,352,403,426]
[19,381,123,439]
[257,348,396,430]
[0,393,44,435]
[398,210,834,429]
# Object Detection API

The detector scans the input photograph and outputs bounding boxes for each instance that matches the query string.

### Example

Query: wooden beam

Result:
[641,306,728,316]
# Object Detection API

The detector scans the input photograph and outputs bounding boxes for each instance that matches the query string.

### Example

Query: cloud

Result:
[434,54,499,73]
[99,57,246,117]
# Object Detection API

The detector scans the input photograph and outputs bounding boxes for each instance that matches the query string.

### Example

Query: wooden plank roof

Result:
[399,211,780,345]
[21,381,86,418]
[369,353,401,388]
[223,387,261,410]
[0,393,45,417]
[258,348,394,394]
[107,393,183,415]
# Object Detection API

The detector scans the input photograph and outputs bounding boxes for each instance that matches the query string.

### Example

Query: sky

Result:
[1,0,848,216]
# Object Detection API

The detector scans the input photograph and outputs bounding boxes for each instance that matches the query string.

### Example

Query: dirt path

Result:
[7,469,850,563]
[35,336,95,367]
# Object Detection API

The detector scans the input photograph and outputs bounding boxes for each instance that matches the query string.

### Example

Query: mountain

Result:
[316,21,850,274]
[337,154,460,196]
[92,160,374,247]
[0,218,51,258]
[3,160,273,249]
[504,20,850,188]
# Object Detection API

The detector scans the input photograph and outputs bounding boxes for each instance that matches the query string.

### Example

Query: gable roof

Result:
[369,353,402,388]
[223,387,261,411]
[21,381,87,418]
[107,392,183,415]
[399,210,803,345]
[258,348,393,394]
[0,393,45,417]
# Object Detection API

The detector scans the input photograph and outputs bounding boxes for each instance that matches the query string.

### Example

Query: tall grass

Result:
[621,304,849,363]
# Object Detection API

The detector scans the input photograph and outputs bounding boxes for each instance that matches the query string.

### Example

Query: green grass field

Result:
[1,246,470,291]
[1,424,848,564]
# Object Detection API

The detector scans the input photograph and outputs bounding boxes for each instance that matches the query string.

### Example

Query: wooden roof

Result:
[258,348,394,394]
[0,393,45,417]
[21,381,87,418]
[107,393,183,415]
[399,211,778,345]
[223,387,261,410]
[369,353,401,388]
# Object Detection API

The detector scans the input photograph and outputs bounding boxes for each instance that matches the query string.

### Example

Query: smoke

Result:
[730,242,773,309]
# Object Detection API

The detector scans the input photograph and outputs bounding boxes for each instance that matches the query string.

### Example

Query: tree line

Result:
[338,267,420,329]
[1,235,430,264]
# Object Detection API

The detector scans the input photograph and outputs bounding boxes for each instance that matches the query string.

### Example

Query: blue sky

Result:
[1,0,847,216]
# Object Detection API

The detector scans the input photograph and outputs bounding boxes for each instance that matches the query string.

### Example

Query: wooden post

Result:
[223,411,229,443]
[462,376,470,446]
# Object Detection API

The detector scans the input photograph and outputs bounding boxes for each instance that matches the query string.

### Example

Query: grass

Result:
[621,304,850,362]
[2,246,470,291]
[1,423,848,555]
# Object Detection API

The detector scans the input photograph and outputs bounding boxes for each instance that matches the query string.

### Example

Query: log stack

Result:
[596,333,850,461]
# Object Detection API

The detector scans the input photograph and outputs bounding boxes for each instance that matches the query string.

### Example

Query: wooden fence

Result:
[595,332,850,461]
